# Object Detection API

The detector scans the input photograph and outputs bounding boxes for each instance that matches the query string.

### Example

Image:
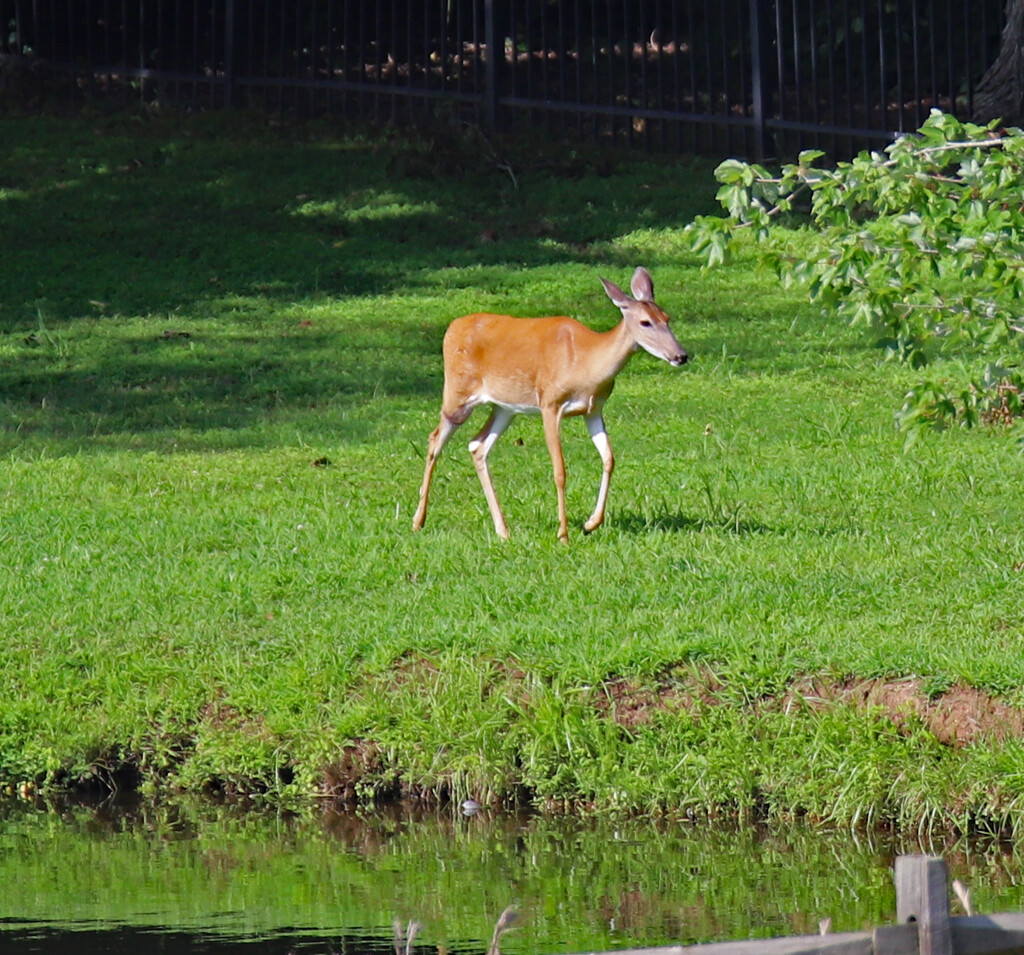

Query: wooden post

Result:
[895,856,952,955]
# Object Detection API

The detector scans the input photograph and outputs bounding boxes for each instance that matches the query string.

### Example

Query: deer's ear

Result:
[630,267,654,302]
[601,277,632,308]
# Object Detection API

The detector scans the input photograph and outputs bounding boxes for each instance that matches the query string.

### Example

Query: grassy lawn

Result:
[1,112,1022,828]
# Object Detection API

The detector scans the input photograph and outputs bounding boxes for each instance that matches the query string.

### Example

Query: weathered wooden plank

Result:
[896,855,952,955]
[571,931,873,955]
[566,860,1024,955]
[951,913,1024,955]
[873,923,920,955]
[567,913,1024,955]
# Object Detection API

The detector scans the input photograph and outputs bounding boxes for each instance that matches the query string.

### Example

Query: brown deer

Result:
[412,267,688,541]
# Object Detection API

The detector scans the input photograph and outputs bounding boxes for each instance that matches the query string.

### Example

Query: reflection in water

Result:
[1,798,1023,955]
[0,926,395,955]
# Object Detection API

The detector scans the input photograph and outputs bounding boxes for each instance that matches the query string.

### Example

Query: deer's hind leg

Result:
[541,405,570,543]
[468,406,515,540]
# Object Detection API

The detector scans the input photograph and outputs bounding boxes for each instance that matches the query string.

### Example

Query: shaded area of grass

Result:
[1,114,717,448]
[1,113,1023,829]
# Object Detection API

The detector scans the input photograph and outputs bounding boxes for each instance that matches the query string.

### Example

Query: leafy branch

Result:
[685,110,1024,443]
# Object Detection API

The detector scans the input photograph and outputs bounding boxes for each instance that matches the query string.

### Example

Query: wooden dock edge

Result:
[569,856,1024,955]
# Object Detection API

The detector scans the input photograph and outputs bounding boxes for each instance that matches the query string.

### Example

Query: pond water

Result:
[2,799,1024,955]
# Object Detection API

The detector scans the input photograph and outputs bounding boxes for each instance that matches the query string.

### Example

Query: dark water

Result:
[0,924,393,954]
[2,799,1023,955]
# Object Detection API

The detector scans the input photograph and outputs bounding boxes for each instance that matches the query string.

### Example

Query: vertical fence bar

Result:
[842,0,852,148]
[310,0,318,113]
[638,0,649,148]
[48,0,56,71]
[858,0,868,132]
[716,0,727,152]
[877,0,886,129]
[965,0,977,118]
[749,0,769,160]
[171,0,180,105]
[929,0,937,113]
[606,1,615,142]
[263,0,272,111]
[155,0,163,102]
[653,0,664,149]
[558,0,567,137]
[295,0,303,114]
[691,1,701,151]
[790,0,802,130]
[623,1,631,146]
[223,0,234,107]
[824,0,835,151]
[587,0,596,142]
[735,0,748,155]
[698,0,709,151]
[809,0,819,128]
[419,0,427,116]
[773,0,784,140]
[539,0,548,134]
[137,0,144,105]
[671,0,681,150]
[324,0,333,113]
[917,0,925,126]
[517,0,526,111]
[439,0,446,100]
[893,0,904,130]
[83,0,94,98]
[573,0,583,139]
[470,0,480,105]
[483,0,498,129]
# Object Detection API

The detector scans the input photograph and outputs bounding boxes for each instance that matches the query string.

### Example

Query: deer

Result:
[412,267,689,542]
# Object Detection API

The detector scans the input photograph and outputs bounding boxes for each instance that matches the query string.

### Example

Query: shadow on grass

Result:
[0,114,720,448]
[1,324,443,447]
[613,509,774,536]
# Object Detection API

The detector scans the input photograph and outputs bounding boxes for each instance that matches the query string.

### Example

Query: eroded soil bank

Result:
[10,665,1024,833]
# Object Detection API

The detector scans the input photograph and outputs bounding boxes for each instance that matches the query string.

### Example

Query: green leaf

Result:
[685,111,1024,446]
[715,159,752,184]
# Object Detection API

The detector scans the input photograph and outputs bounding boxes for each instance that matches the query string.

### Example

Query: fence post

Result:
[483,0,501,129]
[748,0,773,160]
[223,0,236,109]
[895,855,953,955]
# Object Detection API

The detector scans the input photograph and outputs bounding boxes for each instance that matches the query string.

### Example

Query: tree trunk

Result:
[973,0,1024,125]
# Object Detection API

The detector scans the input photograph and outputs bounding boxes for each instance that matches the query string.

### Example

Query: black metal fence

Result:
[0,1,1006,159]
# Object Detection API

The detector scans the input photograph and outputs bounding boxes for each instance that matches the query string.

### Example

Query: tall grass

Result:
[1,113,1022,826]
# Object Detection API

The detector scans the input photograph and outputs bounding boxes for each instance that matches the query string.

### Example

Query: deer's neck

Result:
[599,318,639,379]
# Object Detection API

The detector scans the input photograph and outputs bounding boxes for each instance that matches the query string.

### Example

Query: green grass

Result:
[1,112,1023,828]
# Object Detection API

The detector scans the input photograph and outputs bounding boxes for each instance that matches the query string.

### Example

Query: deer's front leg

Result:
[583,412,614,534]
[541,405,569,543]
[413,412,459,532]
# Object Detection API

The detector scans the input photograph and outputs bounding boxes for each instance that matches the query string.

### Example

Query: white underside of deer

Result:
[412,267,688,542]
